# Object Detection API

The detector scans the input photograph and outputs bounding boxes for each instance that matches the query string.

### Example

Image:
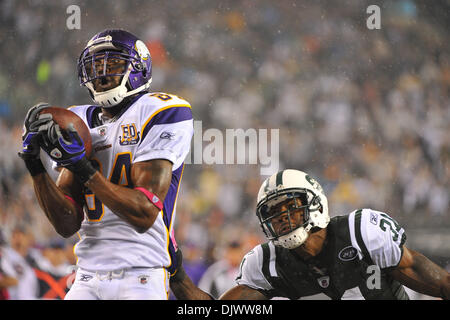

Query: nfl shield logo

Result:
[50,148,62,159]
[98,126,107,137]
[317,276,330,288]
[138,275,148,284]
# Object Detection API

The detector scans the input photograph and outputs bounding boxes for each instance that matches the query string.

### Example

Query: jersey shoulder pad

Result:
[138,93,193,129]
[65,104,96,126]
[349,208,407,269]
[143,92,191,109]
[235,244,273,291]
[66,104,92,118]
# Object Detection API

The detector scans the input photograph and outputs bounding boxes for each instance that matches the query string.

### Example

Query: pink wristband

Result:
[134,187,164,211]
[64,195,83,215]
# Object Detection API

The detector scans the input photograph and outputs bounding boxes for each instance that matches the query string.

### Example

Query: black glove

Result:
[41,122,97,184]
[169,248,188,283]
[41,122,86,166]
[18,102,53,176]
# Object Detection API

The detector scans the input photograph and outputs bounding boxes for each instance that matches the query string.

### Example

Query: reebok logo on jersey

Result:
[160,131,175,140]
[79,274,93,282]
[370,212,378,225]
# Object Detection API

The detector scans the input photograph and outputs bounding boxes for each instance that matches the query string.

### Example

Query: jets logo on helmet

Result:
[77,29,153,108]
[305,174,324,194]
[256,169,330,249]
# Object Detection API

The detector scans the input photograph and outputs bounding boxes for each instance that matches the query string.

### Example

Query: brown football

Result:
[39,107,92,158]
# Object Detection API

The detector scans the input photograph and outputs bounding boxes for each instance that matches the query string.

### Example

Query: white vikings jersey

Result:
[65,92,193,272]
[236,209,408,300]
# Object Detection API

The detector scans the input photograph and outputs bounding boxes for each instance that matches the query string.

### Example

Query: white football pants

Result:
[64,267,169,300]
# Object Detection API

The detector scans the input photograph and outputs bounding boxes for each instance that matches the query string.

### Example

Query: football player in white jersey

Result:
[18,29,193,300]
[170,170,449,300]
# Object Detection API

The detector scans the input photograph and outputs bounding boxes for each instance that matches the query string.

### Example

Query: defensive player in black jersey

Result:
[170,169,449,300]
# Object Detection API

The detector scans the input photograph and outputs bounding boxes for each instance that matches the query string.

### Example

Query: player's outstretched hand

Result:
[41,121,97,184]
[18,102,53,176]
[18,102,53,161]
[41,122,86,167]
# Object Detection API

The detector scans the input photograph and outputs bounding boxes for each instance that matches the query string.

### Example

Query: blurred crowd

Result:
[0,0,449,299]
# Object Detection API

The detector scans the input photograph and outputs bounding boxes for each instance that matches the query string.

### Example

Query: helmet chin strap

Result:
[86,68,152,108]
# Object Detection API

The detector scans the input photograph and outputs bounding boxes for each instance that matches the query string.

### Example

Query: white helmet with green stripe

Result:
[256,169,330,249]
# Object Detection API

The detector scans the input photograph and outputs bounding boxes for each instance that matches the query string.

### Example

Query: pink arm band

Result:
[64,195,83,215]
[170,228,178,251]
[134,187,164,211]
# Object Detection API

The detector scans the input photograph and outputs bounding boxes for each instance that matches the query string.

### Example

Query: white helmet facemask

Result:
[84,67,152,107]
[256,169,330,250]
[274,225,311,250]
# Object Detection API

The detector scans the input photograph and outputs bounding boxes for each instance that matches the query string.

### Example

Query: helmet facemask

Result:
[80,51,130,91]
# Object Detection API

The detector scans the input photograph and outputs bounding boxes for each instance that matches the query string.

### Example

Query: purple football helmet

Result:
[78,29,152,107]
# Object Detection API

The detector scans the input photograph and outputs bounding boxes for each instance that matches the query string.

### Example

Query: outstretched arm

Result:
[19,103,84,238]
[169,267,267,300]
[390,246,449,299]
[170,272,214,300]
[220,285,268,300]
[169,248,214,300]
[168,248,268,300]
